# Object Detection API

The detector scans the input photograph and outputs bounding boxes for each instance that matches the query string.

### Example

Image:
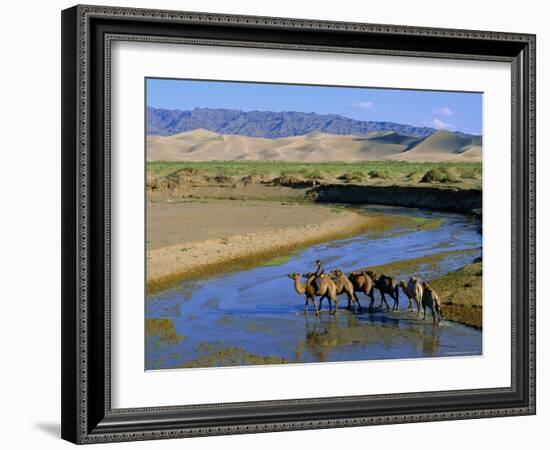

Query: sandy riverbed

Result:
[146,199,405,292]
[148,199,334,249]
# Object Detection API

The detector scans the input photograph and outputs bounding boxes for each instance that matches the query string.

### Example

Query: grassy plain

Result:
[147,160,482,188]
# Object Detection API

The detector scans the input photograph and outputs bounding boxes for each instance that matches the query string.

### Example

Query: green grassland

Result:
[148,160,481,180]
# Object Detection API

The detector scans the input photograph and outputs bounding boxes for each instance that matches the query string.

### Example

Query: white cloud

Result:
[431,118,456,130]
[432,106,454,116]
[352,101,374,109]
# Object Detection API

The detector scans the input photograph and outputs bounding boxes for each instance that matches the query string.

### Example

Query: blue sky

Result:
[147,78,482,135]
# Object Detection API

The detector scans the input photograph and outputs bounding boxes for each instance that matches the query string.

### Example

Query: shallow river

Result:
[146,205,482,370]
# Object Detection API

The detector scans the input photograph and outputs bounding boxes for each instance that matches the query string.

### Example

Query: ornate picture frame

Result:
[61,4,536,444]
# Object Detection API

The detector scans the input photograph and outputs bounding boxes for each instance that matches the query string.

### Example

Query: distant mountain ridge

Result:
[147,107,479,139]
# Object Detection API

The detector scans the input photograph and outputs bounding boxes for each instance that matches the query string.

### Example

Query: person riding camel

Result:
[314,259,326,278]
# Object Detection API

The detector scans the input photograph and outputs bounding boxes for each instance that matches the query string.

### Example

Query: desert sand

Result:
[146,129,481,163]
[388,130,482,162]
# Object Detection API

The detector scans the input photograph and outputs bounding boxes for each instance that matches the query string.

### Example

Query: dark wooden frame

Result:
[61,4,536,444]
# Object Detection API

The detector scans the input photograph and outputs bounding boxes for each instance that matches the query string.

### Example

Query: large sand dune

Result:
[388,130,482,162]
[147,129,481,162]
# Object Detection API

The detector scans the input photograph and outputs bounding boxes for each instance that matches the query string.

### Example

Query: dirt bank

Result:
[308,184,481,214]
[429,261,483,329]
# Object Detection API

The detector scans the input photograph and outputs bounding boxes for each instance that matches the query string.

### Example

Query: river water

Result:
[146,205,482,370]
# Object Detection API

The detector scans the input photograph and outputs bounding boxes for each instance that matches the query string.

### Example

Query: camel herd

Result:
[288,269,443,324]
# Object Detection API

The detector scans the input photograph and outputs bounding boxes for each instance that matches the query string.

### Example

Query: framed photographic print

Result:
[61,4,536,444]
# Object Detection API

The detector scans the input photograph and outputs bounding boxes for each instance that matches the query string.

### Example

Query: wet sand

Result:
[146,200,410,292]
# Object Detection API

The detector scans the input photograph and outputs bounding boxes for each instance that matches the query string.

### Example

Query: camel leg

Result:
[423,305,427,320]
[394,289,399,311]
[432,308,436,325]
[311,297,319,316]
[330,298,339,315]
[304,296,310,314]
[347,293,356,312]
[368,289,375,310]
[318,296,323,312]
[381,293,390,310]
[353,292,362,311]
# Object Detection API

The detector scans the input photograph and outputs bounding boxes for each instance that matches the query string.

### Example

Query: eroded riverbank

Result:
[310,184,481,214]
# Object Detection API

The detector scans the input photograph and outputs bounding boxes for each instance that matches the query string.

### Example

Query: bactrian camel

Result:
[303,272,340,314]
[288,272,319,315]
[365,270,400,311]
[288,272,339,314]
[347,271,376,310]
[421,281,443,324]
[330,269,362,311]
[399,277,423,313]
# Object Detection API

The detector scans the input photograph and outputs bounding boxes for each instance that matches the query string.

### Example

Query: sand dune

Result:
[147,129,481,162]
[389,131,481,162]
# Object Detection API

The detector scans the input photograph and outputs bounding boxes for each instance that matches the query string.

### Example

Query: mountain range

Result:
[147,107,479,140]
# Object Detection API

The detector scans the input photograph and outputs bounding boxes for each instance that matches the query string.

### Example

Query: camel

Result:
[288,272,319,315]
[330,269,362,311]
[347,271,376,310]
[365,270,400,311]
[421,281,443,324]
[399,277,423,313]
[303,272,340,314]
